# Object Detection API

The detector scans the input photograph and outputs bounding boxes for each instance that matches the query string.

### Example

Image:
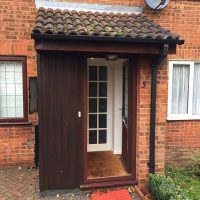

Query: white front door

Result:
[87,59,112,152]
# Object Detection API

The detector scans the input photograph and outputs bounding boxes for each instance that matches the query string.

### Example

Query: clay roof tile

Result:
[32,7,182,43]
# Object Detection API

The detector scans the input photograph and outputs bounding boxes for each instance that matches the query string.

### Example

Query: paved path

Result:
[0,168,140,200]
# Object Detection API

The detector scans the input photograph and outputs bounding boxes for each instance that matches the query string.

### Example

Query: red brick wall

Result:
[136,56,168,190]
[166,121,200,166]
[0,0,37,167]
[144,1,200,166]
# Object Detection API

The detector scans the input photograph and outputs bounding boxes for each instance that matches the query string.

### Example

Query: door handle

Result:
[78,111,81,118]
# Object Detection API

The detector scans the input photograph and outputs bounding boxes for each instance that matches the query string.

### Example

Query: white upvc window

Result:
[168,61,200,120]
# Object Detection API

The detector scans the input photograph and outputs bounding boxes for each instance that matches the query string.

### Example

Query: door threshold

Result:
[80,179,138,190]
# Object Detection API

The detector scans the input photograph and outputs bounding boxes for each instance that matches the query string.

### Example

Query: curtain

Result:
[193,63,200,115]
[171,64,189,114]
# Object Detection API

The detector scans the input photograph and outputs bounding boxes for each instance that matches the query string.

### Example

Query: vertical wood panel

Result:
[38,52,85,190]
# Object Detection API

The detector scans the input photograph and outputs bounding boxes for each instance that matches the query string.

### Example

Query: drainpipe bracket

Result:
[161,43,169,57]
[148,162,155,173]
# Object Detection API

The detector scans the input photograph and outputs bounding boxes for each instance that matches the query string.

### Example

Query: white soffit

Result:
[35,0,143,14]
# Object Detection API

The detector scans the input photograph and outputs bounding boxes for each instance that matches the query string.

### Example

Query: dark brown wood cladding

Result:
[38,52,85,190]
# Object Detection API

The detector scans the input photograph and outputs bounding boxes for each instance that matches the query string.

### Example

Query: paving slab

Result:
[0,168,141,200]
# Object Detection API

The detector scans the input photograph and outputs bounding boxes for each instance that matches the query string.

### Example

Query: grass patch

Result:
[166,166,200,200]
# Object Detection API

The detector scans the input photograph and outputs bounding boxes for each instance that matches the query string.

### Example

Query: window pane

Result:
[99,114,107,128]
[7,96,15,107]
[0,71,6,83]
[89,82,97,97]
[99,98,107,112]
[6,72,15,83]
[99,82,107,97]
[89,66,97,81]
[14,63,22,72]
[0,61,24,118]
[0,84,6,94]
[89,99,97,113]
[16,96,23,106]
[193,63,200,115]
[99,130,107,144]
[171,64,189,114]
[16,84,23,95]
[0,107,7,118]
[0,96,6,106]
[16,106,23,117]
[0,65,5,71]
[7,107,15,117]
[89,130,97,144]
[7,84,15,95]
[89,114,97,128]
[15,72,22,83]
[6,64,14,72]
[99,66,107,81]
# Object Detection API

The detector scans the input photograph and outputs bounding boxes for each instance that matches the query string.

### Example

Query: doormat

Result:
[91,189,132,200]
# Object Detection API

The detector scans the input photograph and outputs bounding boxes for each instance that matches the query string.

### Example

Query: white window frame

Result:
[168,60,200,120]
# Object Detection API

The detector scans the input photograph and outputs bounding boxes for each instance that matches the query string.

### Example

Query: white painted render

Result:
[35,0,143,14]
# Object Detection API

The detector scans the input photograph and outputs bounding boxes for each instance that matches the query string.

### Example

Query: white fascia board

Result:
[35,0,143,14]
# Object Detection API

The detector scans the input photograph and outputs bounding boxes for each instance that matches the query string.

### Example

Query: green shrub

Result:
[166,166,200,200]
[148,173,188,200]
[191,152,200,177]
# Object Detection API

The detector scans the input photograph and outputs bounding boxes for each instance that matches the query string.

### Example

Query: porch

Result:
[32,7,183,192]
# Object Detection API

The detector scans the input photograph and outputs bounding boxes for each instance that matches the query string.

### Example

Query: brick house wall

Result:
[136,56,168,188]
[145,1,200,166]
[0,0,37,167]
[0,0,200,190]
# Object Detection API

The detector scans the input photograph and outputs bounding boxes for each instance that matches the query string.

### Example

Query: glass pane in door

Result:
[89,130,97,144]
[99,98,107,112]
[99,130,107,144]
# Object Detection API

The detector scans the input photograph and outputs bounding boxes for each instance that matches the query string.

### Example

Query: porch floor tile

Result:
[0,168,141,200]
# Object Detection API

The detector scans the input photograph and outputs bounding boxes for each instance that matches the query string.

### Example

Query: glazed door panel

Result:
[87,64,112,152]
[38,52,85,190]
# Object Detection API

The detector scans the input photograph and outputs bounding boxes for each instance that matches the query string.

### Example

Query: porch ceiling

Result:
[32,7,184,45]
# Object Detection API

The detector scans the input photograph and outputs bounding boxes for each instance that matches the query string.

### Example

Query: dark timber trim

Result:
[34,40,177,55]
[81,179,138,190]
[31,33,184,45]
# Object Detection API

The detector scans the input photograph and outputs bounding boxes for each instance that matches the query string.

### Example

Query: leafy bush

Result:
[148,173,188,200]
[191,152,200,177]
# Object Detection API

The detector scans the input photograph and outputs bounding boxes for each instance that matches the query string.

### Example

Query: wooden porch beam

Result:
[35,40,176,55]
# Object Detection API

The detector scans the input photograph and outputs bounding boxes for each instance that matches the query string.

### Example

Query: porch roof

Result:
[32,7,184,45]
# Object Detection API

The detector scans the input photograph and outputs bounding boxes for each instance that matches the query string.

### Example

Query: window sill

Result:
[0,121,32,126]
[167,117,200,121]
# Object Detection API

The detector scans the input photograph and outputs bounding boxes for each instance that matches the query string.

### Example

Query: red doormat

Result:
[91,189,132,200]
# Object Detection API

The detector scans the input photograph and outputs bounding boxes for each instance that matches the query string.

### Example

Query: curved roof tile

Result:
[32,7,183,44]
